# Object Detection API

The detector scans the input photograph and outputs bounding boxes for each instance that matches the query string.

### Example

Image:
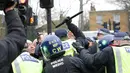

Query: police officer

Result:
[12,51,43,73]
[11,39,44,73]
[73,32,130,73]
[29,33,45,59]
[55,28,77,56]
[96,28,111,40]
[63,17,110,73]
[96,28,111,51]
[0,2,26,73]
[96,28,111,48]
[97,34,114,73]
[40,34,91,73]
[62,17,97,54]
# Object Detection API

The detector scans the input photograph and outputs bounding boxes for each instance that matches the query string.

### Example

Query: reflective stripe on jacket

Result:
[12,52,43,73]
[96,40,100,52]
[112,46,130,73]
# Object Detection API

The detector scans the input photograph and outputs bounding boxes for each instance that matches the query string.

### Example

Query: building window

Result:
[96,15,103,24]
[113,14,120,23]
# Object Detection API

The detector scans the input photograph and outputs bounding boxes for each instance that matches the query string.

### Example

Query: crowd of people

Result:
[1,1,130,73]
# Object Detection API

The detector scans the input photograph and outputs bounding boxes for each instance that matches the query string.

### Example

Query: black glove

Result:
[76,37,89,49]
[4,1,17,13]
[6,1,15,8]
[64,17,72,25]
[72,42,84,53]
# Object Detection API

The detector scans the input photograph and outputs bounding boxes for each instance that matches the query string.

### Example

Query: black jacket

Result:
[67,23,105,73]
[67,23,86,39]
[0,10,26,73]
[67,23,97,54]
[44,56,91,73]
[79,46,115,73]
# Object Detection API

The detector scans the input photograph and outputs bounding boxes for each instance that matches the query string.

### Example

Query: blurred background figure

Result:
[112,32,130,46]
[55,29,68,41]
[97,28,111,40]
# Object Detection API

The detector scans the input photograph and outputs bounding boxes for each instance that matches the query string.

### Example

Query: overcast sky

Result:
[29,0,120,27]
[0,0,120,27]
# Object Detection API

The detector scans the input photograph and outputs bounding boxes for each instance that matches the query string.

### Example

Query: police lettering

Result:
[51,58,64,68]
[49,40,57,45]
[53,43,58,47]
[52,49,57,53]
[20,54,38,62]
[125,47,130,53]
[52,46,62,53]
[62,42,70,50]
[52,62,64,68]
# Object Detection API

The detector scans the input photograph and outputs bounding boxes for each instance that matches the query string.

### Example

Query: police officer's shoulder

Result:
[69,56,83,64]
[102,46,113,53]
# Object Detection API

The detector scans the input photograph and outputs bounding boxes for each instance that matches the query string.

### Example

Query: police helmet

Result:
[98,34,114,50]
[97,28,110,35]
[55,29,68,38]
[40,34,63,58]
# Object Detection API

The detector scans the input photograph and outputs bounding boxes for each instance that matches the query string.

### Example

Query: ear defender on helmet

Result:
[98,40,108,50]
[40,45,50,58]
[98,34,114,50]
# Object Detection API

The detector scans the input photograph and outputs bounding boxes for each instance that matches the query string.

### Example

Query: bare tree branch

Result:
[107,0,130,9]
[36,1,40,15]
[83,0,91,6]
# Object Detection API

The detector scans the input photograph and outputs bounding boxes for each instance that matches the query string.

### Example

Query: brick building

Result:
[89,5,129,32]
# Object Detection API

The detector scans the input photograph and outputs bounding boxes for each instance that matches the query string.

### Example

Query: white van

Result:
[82,30,114,41]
